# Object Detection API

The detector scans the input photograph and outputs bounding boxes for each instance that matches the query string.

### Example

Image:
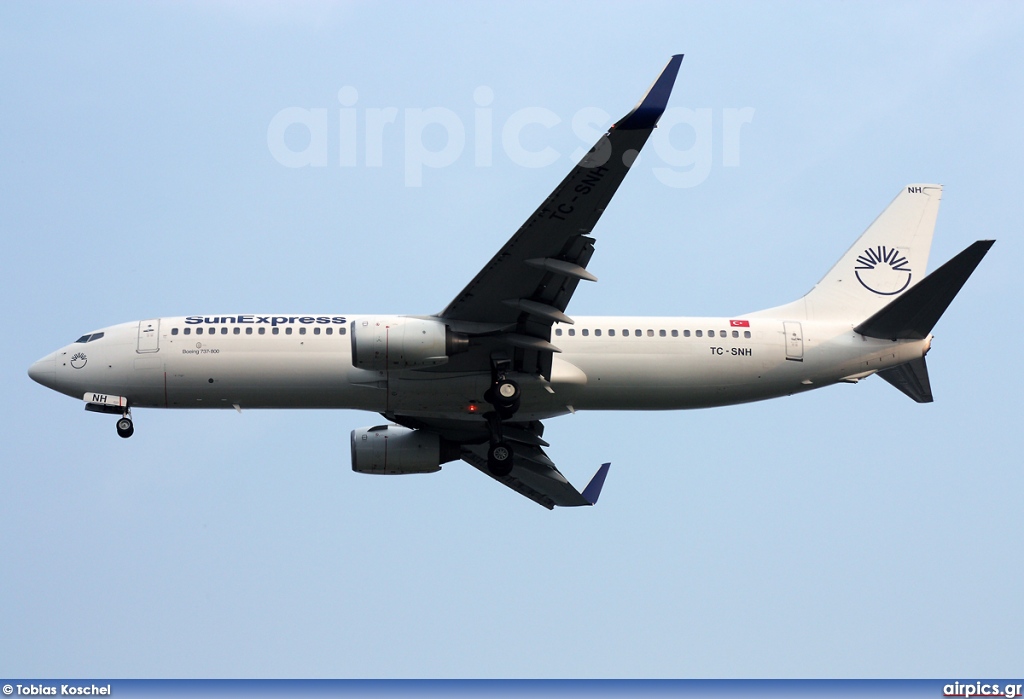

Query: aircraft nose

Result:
[28,353,57,390]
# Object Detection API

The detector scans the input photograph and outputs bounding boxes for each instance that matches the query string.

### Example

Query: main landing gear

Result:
[116,411,134,439]
[484,359,521,478]
[487,439,514,477]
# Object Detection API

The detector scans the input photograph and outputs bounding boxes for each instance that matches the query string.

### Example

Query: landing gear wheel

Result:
[487,441,514,477]
[495,379,520,404]
[486,378,521,418]
[116,417,134,439]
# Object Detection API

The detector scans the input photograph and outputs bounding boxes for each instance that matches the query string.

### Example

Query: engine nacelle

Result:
[350,425,443,475]
[350,316,468,371]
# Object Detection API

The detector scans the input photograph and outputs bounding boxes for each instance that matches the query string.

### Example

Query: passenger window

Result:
[234,327,240,335]
[609,329,615,337]
[622,329,629,336]
[245,327,252,335]
[695,330,702,337]
[326,328,333,335]
[286,327,293,335]
[339,327,347,335]
[272,327,280,335]
[196,327,203,335]
[595,329,602,337]
[659,329,666,337]
[671,329,678,337]
[647,329,654,337]
[635,329,642,337]
[582,329,589,337]
[258,327,266,335]
[744,330,751,338]
[171,328,179,336]
[555,328,563,336]
[299,328,306,335]
[314,327,320,335]
[568,329,575,336]
[732,330,739,338]
[184,328,191,335]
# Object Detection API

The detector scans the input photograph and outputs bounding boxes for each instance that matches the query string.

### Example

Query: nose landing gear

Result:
[116,411,134,439]
[85,396,135,438]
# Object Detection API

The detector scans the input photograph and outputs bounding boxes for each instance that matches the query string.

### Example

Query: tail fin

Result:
[791,185,943,321]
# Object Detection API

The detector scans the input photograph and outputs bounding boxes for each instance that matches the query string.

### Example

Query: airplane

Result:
[28,55,994,509]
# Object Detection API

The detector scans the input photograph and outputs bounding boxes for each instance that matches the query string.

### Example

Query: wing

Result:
[438,55,684,380]
[387,414,610,509]
[391,58,683,508]
[462,441,611,510]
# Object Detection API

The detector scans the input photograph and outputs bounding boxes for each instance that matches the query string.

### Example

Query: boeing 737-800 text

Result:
[28,55,993,508]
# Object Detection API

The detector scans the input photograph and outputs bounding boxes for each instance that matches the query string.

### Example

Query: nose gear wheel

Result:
[116,416,134,439]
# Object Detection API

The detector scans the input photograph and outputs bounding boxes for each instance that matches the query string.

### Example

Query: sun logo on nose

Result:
[854,245,912,295]
[71,352,88,369]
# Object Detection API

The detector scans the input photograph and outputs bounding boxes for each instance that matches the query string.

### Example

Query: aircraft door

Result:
[783,321,803,362]
[137,319,160,353]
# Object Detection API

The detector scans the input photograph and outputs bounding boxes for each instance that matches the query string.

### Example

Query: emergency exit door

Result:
[137,319,160,353]
[784,321,803,362]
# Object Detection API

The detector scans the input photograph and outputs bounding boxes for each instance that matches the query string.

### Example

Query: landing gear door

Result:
[137,319,160,353]
[783,321,803,362]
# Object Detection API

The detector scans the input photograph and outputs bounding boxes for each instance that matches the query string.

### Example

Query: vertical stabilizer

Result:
[775,185,943,322]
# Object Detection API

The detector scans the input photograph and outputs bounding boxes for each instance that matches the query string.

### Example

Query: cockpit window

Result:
[74,332,105,343]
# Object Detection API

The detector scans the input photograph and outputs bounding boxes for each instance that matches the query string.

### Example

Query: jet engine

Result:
[350,425,460,475]
[350,316,469,371]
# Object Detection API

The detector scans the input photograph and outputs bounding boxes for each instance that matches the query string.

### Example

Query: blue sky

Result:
[2,0,1022,678]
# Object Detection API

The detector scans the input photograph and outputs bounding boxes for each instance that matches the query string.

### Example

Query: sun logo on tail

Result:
[854,245,912,295]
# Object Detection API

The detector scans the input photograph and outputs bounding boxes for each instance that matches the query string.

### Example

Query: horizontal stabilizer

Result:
[877,356,933,403]
[854,240,994,340]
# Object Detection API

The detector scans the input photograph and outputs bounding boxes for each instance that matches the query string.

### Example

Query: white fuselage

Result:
[29,314,929,423]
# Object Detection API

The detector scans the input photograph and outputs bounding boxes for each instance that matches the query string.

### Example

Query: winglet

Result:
[581,462,612,505]
[614,55,684,131]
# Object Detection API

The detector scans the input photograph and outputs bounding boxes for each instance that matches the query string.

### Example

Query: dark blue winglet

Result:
[581,463,612,505]
[614,54,684,131]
